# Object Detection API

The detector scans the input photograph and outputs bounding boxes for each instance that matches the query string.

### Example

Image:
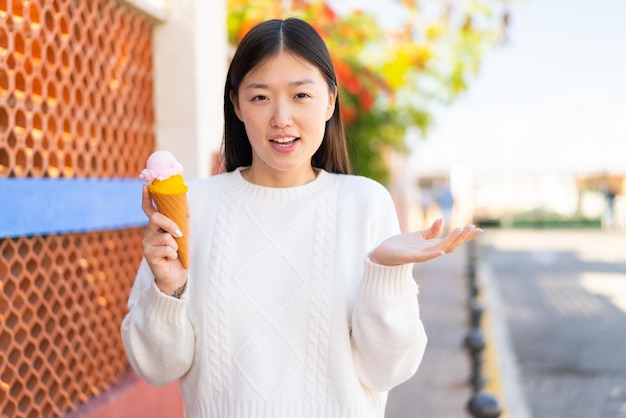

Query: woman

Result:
[122,17,482,418]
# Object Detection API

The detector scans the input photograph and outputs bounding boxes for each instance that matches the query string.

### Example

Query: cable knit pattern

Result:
[208,188,237,396]
[121,167,428,418]
[305,185,336,402]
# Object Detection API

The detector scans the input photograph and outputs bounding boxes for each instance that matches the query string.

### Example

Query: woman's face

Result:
[231,50,336,186]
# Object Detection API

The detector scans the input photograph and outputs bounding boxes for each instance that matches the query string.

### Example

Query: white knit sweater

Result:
[121,168,427,418]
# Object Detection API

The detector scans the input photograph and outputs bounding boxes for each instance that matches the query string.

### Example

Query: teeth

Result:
[272,137,296,143]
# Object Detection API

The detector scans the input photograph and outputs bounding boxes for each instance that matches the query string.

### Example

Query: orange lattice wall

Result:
[0,0,174,417]
[0,0,154,179]
[0,231,144,417]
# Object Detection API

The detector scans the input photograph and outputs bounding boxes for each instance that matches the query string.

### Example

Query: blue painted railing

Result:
[0,178,148,238]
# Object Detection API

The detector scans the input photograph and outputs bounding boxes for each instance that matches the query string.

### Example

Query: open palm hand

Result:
[369,219,483,266]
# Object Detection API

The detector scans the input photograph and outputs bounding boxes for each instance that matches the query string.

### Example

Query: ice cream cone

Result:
[147,174,189,269]
[140,151,190,269]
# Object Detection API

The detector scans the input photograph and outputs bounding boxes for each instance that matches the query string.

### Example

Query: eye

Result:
[251,95,269,102]
[295,93,311,100]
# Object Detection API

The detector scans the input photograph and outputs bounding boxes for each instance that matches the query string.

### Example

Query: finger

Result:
[143,230,179,251]
[459,225,484,243]
[436,226,463,252]
[142,186,157,218]
[423,218,443,240]
[444,225,483,253]
[428,226,463,254]
[144,244,179,263]
[148,212,184,238]
[462,226,485,246]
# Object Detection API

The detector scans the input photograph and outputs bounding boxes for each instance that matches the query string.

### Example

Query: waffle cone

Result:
[150,191,189,269]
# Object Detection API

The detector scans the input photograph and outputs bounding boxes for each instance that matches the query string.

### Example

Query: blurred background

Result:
[0,0,624,417]
[234,0,626,234]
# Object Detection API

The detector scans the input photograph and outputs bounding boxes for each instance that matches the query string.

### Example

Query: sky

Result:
[331,0,626,177]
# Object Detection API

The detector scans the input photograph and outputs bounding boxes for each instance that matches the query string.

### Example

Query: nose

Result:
[270,100,293,128]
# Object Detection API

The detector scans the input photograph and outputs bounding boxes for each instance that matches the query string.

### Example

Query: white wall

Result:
[144,0,227,179]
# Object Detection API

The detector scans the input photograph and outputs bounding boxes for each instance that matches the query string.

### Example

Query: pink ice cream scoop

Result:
[139,150,184,182]
[139,150,189,269]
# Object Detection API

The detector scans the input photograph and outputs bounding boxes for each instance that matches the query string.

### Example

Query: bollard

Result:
[469,278,481,299]
[464,327,485,352]
[464,327,486,391]
[469,298,484,328]
[464,231,504,417]
[467,254,476,280]
[467,390,502,418]
[467,241,479,298]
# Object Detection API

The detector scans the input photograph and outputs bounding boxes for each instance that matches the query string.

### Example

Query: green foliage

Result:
[346,104,431,185]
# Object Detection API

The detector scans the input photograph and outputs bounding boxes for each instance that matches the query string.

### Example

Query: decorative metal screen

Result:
[0,0,155,416]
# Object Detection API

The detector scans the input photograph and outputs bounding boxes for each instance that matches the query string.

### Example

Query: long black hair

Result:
[223,17,351,174]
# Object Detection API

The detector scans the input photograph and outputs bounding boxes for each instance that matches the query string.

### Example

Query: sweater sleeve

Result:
[349,179,427,392]
[120,258,195,386]
[351,259,427,391]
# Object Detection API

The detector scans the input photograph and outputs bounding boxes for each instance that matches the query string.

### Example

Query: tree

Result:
[227,0,513,184]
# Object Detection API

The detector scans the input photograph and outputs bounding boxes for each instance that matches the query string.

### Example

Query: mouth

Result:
[270,137,300,146]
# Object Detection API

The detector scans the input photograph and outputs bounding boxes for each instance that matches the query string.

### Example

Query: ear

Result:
[325,88,337,121]
[230,90,243,121]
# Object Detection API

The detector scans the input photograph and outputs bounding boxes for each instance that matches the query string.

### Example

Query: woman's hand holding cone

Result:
[141,186,188,295]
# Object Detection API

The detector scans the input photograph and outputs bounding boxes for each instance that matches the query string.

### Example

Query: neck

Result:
[241,166,318,188]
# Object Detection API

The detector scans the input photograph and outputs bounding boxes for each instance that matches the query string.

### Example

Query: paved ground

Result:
[480,229,626,418]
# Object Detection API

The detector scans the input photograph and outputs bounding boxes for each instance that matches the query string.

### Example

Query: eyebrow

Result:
[243,79,318,90]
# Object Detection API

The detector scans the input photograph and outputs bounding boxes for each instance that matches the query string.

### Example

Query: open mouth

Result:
[270,137,300,146]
